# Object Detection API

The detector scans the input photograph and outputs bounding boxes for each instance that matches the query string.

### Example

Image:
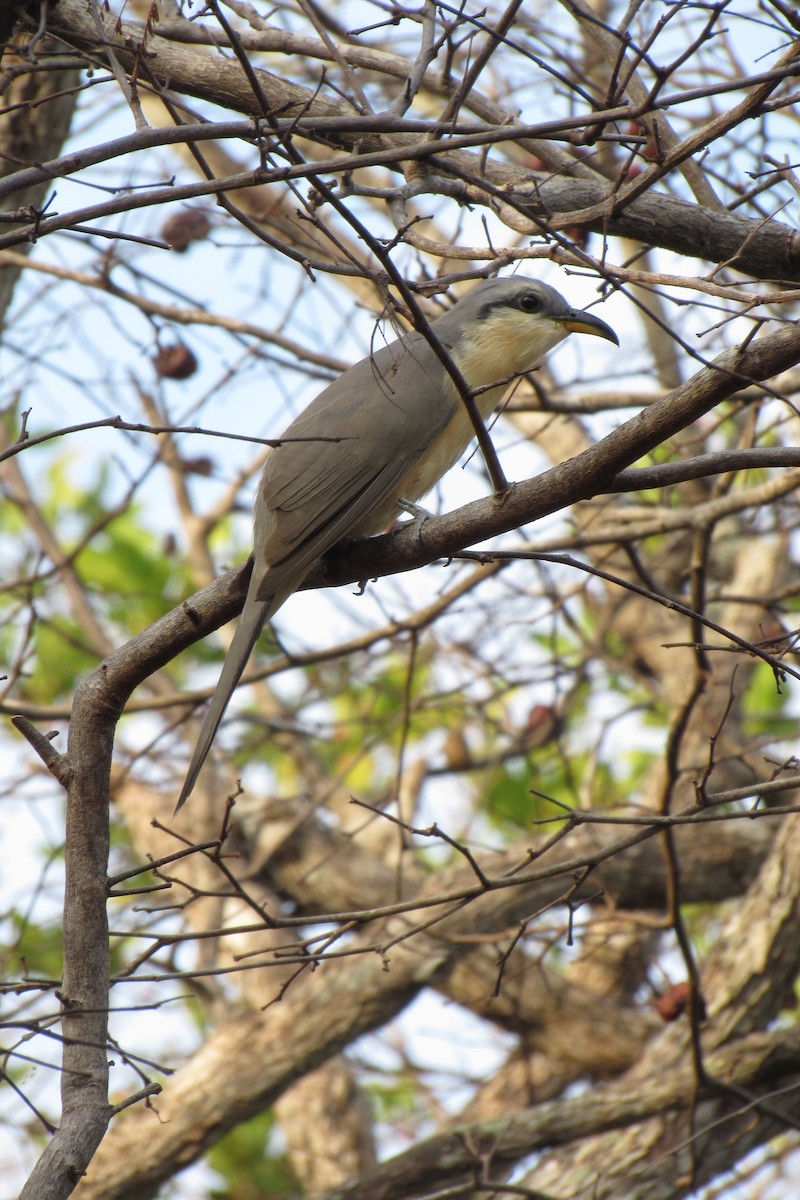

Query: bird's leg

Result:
[396,497,434,521]
[392,496,434,538]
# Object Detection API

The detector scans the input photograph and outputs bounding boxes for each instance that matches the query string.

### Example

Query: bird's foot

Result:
[395,497,433,527]
[385,499,433,542]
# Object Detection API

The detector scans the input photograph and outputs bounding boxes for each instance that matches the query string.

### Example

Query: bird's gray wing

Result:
[263,446,381,553]
[254,335,456,601]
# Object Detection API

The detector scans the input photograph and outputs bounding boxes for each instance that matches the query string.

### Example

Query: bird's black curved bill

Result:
[560,310,619,345]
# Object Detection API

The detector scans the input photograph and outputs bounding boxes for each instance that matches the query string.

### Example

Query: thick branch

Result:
[65,801,786,1195]
[314,323,800,585]
[318,1026,800,1200]
[71,810,783,1199]
[20,666,115,1200]
[13,0,800,281]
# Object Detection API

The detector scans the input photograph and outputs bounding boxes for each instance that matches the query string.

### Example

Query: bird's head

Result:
[441,276,618,392]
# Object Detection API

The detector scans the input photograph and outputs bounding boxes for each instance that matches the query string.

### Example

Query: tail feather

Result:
[175,590,275,813]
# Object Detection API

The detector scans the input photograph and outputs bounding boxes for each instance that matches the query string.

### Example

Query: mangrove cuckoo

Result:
[176,276,617,810]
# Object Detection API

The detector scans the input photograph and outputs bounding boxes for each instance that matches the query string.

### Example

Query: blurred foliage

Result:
[4,912,64,982]
[207,1111,298,1200]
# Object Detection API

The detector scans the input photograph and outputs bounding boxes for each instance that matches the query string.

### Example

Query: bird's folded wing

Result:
[254,335,458,602]
[254,449,420,603]
[266,447,378,537]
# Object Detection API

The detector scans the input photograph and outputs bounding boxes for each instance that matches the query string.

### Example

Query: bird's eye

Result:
[518,292,541,313]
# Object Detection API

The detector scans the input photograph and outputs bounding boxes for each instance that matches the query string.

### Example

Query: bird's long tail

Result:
[174,585,278,813]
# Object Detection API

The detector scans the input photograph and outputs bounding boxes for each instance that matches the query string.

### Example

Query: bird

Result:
[176,275,618,810]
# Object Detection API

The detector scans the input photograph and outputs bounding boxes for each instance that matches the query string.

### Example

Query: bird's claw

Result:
[394,497,433,536]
